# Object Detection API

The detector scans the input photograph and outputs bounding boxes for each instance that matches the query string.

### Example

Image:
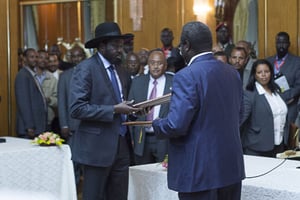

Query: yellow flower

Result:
[32,132,64,146]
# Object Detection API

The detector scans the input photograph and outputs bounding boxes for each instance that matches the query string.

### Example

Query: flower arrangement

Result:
[32,132,64,146]
[162,154,168,169]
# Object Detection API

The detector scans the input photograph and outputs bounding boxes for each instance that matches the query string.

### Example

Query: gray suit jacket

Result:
[69,54,131,167]
[15,67,47,136]
[128,74,173,156]
[241,89,288,150]
[58,67,80,132]
[267,53,300,124]
[243,57,256,89]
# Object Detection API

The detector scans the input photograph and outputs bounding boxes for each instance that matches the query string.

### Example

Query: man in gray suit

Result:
[58,45,86,141]
[15,48,47,138]
[266,32,300,144]
[58,45,86,188]
[69,22,140,200]
[128,49,173,165]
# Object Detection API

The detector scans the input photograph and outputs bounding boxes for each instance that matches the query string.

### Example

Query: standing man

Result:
[152,21,245,200]
[69,22,140,200]
[58,45,86,190]
[128,49,173,165]
[229,47,248,88]
[36,50,58,131]
[160,28,174,59]
[266,32,300,140]
[214,22,235,58]
[15,48,47,138]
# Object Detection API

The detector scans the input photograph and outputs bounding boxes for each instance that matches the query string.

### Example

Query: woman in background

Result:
[241,59,288,157]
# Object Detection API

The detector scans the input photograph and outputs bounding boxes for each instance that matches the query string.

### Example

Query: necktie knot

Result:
[109,65,115,72]
[153,79,158,85]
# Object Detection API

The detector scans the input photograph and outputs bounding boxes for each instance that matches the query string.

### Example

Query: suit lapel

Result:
[95,55,119,103]
[255,90,273,116]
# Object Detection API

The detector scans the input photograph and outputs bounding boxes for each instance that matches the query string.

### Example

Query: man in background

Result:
[36,50,58,131]
[15,48,47,138]
[229,46,248,88]
[214,22,235,58]
[128,49,173,165]
[267,32,300,145]
[58,45,86,192]
[160,28,174,59]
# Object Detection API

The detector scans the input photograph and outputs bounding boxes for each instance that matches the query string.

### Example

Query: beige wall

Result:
[116,0,217,52]
[0,0,19,136]
[258,0,300,58]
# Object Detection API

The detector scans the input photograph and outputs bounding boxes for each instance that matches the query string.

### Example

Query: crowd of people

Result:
[15,20,300,200]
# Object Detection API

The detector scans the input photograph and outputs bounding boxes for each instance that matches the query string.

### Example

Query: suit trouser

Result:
[82,136,130,200]
[134,133,167,165]
[178,181,242,200]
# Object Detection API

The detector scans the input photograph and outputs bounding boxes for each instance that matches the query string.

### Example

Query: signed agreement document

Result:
[123,93,171,126]
[132,93,171,108]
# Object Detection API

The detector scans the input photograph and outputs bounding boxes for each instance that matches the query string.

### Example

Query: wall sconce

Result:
[130,0,143,31]
[193,0,212,22]
[215,0,225,23]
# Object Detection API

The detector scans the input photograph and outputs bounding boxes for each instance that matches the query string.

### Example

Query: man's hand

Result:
[114,101,141,114]
[27,128,35,139]
[61,127,70,140]
[133,106,153,116]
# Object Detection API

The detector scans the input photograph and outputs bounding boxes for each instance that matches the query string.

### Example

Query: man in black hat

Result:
[69,22,140,200]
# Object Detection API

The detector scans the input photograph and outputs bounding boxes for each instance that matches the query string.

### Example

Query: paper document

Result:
[275,75,290,92]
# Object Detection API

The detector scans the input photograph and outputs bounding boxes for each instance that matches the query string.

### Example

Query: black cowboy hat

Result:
[85,22,129,48]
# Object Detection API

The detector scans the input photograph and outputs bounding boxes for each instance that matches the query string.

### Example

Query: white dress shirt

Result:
[145,75,166,132]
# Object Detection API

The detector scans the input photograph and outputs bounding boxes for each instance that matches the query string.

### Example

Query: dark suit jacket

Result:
[128,74,173,156]
[267,53,300,124]
[153,53,245,192]
[15,67,47,136]
[58,67,80,132]
[241,89,288,150]
[69,54,131,167]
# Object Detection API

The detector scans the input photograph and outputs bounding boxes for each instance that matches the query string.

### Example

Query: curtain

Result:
[233,0,258,54]
[24,5,38,49]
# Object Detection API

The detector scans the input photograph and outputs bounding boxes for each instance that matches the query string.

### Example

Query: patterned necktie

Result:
[108,65,127,136]
[146,80,158,121]
[108,65,122,103]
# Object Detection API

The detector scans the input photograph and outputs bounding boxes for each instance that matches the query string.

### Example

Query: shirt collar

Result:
[97,52,111,69]
[255,81,267,95]
[162,46,172,51]
[188,52,212,66]
[24,66,37,76]
[149,74,165,83]
[276,53,288,61]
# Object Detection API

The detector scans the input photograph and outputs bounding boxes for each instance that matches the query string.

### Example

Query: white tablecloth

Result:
[0,137,77,200]
[128,155,300,200]
[242,155,300,200]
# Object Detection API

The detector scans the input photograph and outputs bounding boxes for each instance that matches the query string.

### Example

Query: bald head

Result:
[180,21,212,63]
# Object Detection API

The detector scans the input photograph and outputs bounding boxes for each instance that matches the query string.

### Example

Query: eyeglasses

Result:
[148,60,164,66]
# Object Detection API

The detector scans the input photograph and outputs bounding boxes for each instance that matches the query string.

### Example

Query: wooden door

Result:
[258,0,299,58]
